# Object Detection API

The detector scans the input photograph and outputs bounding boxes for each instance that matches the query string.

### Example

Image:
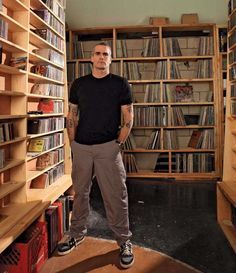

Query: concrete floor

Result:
[87,179,236,273]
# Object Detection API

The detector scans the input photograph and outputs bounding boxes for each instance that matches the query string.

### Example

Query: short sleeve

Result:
[120,78,133,105]
[69,79,79,105]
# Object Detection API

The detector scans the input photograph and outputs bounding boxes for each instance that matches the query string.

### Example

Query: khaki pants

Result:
[70,139,132,245]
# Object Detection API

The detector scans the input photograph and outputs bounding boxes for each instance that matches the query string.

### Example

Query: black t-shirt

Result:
[69,73,132,145]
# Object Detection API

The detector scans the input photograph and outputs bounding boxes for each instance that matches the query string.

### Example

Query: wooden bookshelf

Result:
[67,23,222,180]
[0,0,72,253]
[217,1,236,254]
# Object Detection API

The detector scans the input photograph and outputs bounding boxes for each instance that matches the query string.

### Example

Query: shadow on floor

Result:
[88,178,236,273]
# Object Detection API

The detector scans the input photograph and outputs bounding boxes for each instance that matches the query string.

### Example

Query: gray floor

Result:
[88,179,236,273]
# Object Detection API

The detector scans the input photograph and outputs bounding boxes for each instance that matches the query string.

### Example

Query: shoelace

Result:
[121,241,132,256]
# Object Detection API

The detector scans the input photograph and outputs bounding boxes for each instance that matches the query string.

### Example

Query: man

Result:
[58,42,134,268]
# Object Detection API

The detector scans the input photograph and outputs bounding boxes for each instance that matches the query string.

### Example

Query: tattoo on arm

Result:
[125,120,132,128]
[126,104,133,113]
[68,103,78,115]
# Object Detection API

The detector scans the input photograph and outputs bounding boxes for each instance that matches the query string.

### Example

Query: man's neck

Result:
[92,68,110,78]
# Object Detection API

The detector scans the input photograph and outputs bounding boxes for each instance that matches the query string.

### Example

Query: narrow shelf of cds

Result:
[217,1,236,254]
[0,0,71,253]
[67,23,222,180]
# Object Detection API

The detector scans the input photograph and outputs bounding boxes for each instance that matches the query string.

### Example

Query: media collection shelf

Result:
[67,23,222,180]
[0,0,71,253]
[217,1,236,253]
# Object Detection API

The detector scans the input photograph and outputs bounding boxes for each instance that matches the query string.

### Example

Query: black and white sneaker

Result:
[58,236,85,256]
[119,240,134,268]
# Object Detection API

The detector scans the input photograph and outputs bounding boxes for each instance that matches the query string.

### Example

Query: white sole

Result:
[120,257,134,269]
[57,236,85,256]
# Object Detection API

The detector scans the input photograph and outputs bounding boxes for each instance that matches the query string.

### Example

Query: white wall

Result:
[65,0,227,29]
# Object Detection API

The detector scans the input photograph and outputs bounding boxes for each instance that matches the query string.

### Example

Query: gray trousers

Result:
[69,139,132,245]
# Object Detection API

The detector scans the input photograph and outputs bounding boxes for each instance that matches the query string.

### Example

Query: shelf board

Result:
[27,129,64,139]
[28,72,64,85]
[132,125,215,129]
[128,78,214,84]
[29,52,64,70]
[125,148,215,153]
[30,0,65,26]
[218,181,236,206]
[0,64,26,75]
[0,12,28,32]
[0,181,25,199]
[27,93,64,100]
[30,10,64,40]
[0,201,40,238]
[29,30,64,55]
[0,137,27,147]
[28,113,64,118]
[218,220,236,253]
[0,37,27,53]
[127,171,218,179]
[0,114,26,120]
[2,0,28,11]
[28,174,72,203]
[0,159,25,173]
[134,102,214,106]
[0,90,26,96]
[0,200,50,253]
[26,160,64,182]
[27,144,64,161]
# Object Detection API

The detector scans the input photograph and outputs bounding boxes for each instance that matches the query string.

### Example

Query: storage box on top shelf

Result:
[181,13,199,24]
[149,17,169,25]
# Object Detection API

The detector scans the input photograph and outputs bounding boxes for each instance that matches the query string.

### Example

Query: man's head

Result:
[91,42,112,71]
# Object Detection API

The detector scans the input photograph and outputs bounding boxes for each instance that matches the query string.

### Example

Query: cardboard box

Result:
[181,13,199,24]
[149,17,169,25]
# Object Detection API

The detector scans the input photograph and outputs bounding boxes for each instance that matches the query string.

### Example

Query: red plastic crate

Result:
[0,221,48,273]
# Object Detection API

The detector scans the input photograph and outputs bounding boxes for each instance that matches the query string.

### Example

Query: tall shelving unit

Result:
[217,1,236,253]
[67,23,222,180]
[0,0,71,253]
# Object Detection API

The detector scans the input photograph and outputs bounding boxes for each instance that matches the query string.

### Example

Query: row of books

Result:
[0,122,15,143]
[165,150,207,170]
[9,56,27,70]
[27,132,64,156]
[31,64,64,82]
[33,9,64,37]
[31,83,64,97]
[33,48,64,67]
[32,28,64,52]
[0,149,4,169]
[73,36,214,59]
[42,0,65,21]
[45,196,71,256]
[36,148,64,170]
[124,128,214,150]
[122,59,212,81]
[131,83,211,104]
[133,105,214,126]
[154,152,215,173]
[0,18,8,40]
[27,117,64,134]
[228,0,236,15]
[37,99,64,114]
[32,160,64,184]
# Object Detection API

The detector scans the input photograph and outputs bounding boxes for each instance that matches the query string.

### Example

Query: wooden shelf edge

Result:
[28,174,72,203]
[217,181,236,206]
[218,221,236,253]
[0,181,25,199]
[0,200,50,253]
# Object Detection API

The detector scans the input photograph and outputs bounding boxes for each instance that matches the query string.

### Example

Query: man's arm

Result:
[66,102,78,144]
[117,103,134,143]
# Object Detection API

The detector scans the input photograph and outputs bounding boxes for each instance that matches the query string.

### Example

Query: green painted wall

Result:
[65,0,227,29]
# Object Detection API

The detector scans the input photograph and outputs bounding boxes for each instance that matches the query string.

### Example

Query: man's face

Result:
[91,45,112,70]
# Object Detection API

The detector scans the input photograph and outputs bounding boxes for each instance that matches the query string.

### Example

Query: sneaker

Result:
[119,240,134,268]
[58,236,85,256]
